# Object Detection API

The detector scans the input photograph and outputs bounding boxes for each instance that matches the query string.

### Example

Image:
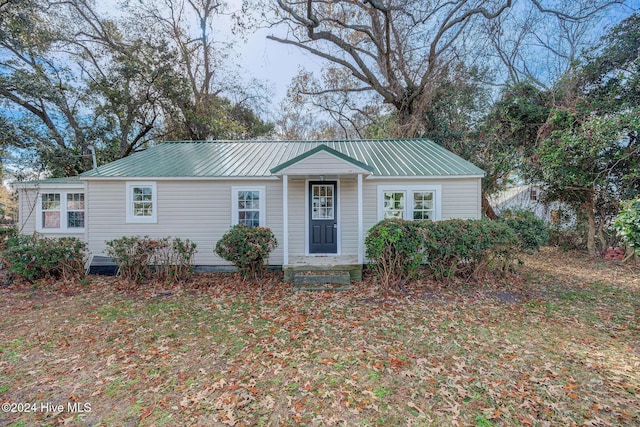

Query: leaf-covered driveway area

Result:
[1,248,638,426]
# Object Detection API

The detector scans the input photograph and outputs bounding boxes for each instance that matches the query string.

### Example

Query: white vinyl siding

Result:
[276,150,370,176]
[78,176,481,267]
[86,180,283,266]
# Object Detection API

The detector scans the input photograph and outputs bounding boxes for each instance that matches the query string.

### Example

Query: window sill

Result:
[37,229,85,234]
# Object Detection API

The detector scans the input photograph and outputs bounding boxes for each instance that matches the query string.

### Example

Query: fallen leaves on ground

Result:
[0,247,638,426]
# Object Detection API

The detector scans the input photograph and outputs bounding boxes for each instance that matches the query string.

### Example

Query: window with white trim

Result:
[378,185,441,221]
[126,182,157,223]
[38,191,85,232]
[383,191,405,219]
[232,186,265,227]
[412,191,434,220]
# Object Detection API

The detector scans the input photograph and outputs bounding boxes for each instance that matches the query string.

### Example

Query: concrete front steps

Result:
[284,263,362,291]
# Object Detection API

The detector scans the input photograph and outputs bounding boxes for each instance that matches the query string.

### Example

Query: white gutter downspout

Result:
[283,174,289,265]
[357,173,363,264]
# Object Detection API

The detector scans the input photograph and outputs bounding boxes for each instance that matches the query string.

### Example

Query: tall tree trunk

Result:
[597,221,608,251]
[482,195,499,220]
[586,200,597,256]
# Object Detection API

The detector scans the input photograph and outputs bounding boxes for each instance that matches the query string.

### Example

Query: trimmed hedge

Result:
[3,234,87,281]
[366,218,523,287]
[215,224,277,280]
[365,219,426,291]
[419,219,519,280]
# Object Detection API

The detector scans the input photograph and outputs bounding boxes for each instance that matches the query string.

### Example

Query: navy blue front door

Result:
[309,181,337,253]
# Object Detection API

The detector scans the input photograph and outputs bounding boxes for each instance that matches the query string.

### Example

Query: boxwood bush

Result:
[3,234,87,282]
[215,224,277,280]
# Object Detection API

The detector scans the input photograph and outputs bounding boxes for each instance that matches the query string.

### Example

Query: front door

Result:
[309,181,337,254]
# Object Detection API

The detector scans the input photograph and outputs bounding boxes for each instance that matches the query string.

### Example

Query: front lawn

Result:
[1,248,638,426]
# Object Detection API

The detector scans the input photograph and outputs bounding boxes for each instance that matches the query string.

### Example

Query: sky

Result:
[96,0,640,118]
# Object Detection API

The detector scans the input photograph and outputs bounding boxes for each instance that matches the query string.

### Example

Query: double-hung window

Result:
[38,191,85,232]
[383,191,405,219]
[126,182,157,223]
[379,185,441,221]
[232,186,265,227]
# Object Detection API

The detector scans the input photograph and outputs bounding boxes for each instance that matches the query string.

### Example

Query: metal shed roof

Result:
[80,139,485,178]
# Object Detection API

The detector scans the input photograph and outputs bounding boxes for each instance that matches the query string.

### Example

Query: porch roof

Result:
[79,139,485,178]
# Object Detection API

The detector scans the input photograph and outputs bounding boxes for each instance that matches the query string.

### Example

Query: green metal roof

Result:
[11,176,82,187]
[80,139,485,178]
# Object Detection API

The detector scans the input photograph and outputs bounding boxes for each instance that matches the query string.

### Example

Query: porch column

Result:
[283,174,289,265]
[357,173,364,264]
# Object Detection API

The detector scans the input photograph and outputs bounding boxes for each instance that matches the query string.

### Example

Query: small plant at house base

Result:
[105,236,156,283]
[151,237,198,282]
[105,236,198,284]
[3,234,87,281]
[215,224,277,281]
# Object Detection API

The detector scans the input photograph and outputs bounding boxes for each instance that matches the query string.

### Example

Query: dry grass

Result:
[0,247,638,426]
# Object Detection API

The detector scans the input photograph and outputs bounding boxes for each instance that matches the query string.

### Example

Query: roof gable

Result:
[270,144,374,175]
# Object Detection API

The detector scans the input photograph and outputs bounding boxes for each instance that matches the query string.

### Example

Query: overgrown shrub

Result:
[498,209,549,252]
[547,227,586,251]
[365,218,521,287]
[105,236,198,283]
[365,219,426,291]
[0,226,17,252]
[614,198,640,256]
[3,234,87,281]
[151,237,198,282]
[420,219,519,280]
[215,225,277,280]
[105,236,155,283]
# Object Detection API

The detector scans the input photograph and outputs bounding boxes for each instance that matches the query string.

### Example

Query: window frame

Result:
[36,190,86,233]
[126,182,157,223]
[377,185,441,221]
[231,186,266,227]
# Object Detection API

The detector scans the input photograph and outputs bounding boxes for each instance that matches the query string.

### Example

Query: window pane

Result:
[237,190,261,227]
[68,211,85,228]
[42,193,61,210]
[67,193,85,210]
[132,186,153,217]
[312,185,334,219]
[43,211,61,228]
[413,191,434,221]
[133,187,153,202]
[134,202,153,216]
[383,191,404,219]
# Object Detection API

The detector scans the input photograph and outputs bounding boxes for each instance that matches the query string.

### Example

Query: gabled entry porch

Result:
[269,145,373,282]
